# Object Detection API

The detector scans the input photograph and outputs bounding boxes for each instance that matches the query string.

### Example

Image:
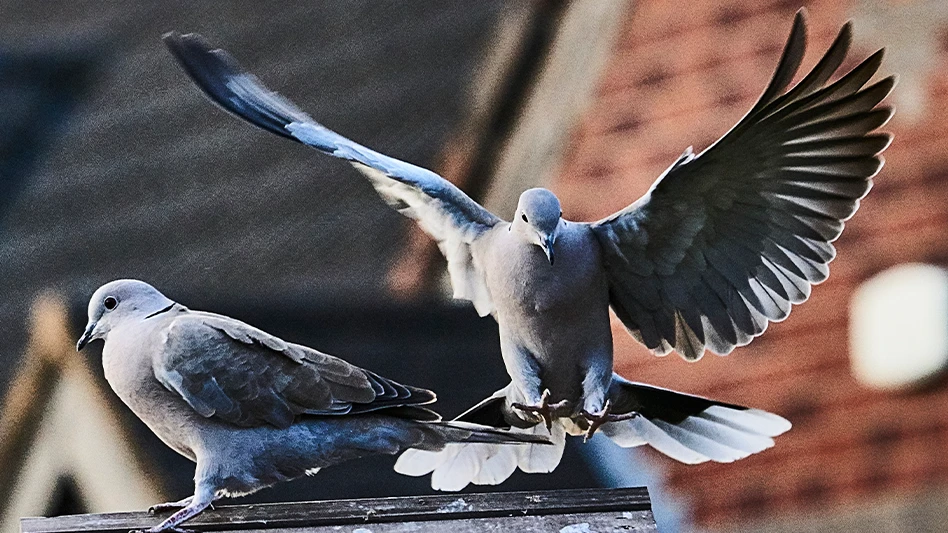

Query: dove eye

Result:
[104,296,118,310]
[521,214,529,223]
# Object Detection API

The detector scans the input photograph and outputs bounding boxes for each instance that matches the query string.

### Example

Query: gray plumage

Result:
[164,8,890,489]
[77,280,547,531]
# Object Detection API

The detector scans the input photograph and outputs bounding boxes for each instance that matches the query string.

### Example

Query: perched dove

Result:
[76,280,548,531]
[164,9,893,490]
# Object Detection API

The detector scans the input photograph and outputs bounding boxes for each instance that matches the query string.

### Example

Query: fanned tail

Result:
[603,377,791,464]
[395,421,566,491]
[396,377,792,490]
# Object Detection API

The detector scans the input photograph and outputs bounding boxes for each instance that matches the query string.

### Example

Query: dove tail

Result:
[603,379,791,464]
[395,421,567,491]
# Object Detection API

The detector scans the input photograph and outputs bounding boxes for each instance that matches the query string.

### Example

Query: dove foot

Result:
[143,495,212,533]
[148,497,193,514]
[581,400,638,443]
[512,389,572,431]
[138,527,194,533]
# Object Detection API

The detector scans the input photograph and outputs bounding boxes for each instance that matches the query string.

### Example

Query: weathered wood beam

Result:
[22,487,653,533]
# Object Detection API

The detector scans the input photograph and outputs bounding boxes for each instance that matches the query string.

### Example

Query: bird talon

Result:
[511,401,554,430]
[581,400,638,443]
[143,527,194,533]
[512,389,571,430]
[148,499,192,515]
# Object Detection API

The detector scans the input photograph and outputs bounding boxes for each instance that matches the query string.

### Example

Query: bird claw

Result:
[148,501,214,517]
[512,389,572,432]
[134,525,195,533]
[581,400,638,443]
[143,527,194,533]
[148,504,181,515]
[148,499,207,514]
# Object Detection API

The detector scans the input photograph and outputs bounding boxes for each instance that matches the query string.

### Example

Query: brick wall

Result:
[552,0,948,529]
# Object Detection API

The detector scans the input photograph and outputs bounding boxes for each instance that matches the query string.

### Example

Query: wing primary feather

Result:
[762,49,886,126]
[741,9,808,121]
[786,108,894,144]
[765,21,852,111]
[782,134,892,157]
[772,77,896,132]
[162,32,306,140]
[165,31,503,316]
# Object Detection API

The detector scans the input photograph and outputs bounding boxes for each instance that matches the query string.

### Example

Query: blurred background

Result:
[0,0,946,532]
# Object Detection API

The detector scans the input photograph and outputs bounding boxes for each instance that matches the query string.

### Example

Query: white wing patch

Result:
[355,164,496,316]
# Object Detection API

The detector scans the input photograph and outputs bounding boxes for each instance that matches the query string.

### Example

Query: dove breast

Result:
[101,314,210,461]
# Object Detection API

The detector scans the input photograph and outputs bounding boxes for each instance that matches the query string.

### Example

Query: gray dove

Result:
[76,279,548,531]
[164,9,892,490]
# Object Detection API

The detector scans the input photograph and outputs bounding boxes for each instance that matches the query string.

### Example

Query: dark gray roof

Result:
[0,0,505,391]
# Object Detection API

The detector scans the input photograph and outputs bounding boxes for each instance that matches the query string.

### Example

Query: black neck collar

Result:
[145,303,176,319]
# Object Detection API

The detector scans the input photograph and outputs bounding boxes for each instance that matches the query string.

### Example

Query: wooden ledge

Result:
[22,487,654,532]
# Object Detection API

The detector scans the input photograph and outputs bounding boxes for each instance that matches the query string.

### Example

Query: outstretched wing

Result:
[589,10,894,360]
[164,32,501,316]
[153,311,435,428]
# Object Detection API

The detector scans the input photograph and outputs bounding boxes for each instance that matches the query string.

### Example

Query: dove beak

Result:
[76,323,95,351]
[540,234,555,266]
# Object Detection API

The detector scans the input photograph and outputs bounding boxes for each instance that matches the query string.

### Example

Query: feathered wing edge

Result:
[164,31,501,316]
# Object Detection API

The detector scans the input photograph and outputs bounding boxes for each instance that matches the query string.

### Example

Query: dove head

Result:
[77,279,175,351]
[513,188,563,265]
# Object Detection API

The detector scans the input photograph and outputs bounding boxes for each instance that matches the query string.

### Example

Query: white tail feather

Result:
[629,417,710,464]
[394,448,443,476]
[700,406,792,436]
[676,415,775,453]
[472,446,518,485]
[393,421,568,491]
[601,405,790,465]
[651,420,751,463]
[517,422,566,473]
[431,444,479,491]
[600,419,648,447]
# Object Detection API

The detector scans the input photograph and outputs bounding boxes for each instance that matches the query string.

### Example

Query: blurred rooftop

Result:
[2,1,948,532]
